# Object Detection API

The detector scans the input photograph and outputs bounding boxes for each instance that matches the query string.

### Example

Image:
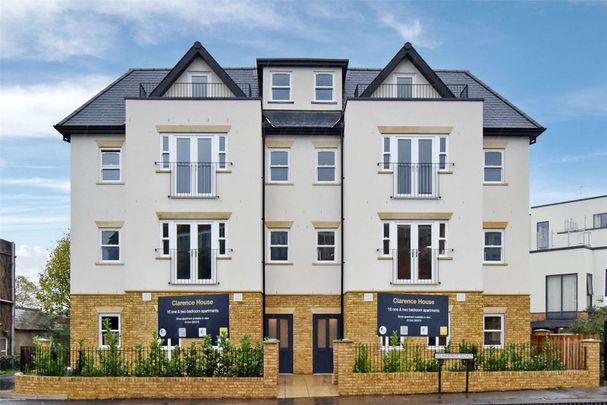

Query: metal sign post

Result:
[435,352,474,394]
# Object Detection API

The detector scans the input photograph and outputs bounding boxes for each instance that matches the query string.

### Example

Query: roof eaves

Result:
[463,70,544,130]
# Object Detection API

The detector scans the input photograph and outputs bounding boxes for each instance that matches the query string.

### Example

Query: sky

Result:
[0,0,606,282]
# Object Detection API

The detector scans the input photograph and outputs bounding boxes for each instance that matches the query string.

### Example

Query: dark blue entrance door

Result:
[266,315,293,373]
[313,314,340,373]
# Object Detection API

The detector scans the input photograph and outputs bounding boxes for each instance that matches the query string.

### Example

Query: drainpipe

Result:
[261,123,267,338]
[340,120,345,339]
[11,241,15,356]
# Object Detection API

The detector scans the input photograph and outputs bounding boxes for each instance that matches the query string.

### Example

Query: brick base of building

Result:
[344,292,530,346]
[70,291,263,348]
[265,294,341,374]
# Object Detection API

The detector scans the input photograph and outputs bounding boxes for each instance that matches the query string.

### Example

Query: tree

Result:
[15,275,41,308]
[570,305,607,338]
[37,233,70,315]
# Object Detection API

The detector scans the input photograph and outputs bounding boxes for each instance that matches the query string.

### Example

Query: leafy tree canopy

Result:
[37,233,70,316]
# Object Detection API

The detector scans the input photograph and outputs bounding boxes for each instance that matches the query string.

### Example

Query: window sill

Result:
[265,182,293,186]
[377,255,393,260]
[438,256,453,261]
[266,262,293,266]
[155,256,170,261]
[377,170,394,175]
[483,182,508,186]
[268,100,294,104]
[96,182,124,185]
[312,262,340,266]
[96,261,124,266]
[438,170,453,175]
[217,169,232,174]
[311,101,337,105]
[155,169,171,173]
[483,262,508,266]
[217,256,232,260]
[312,182,340,186]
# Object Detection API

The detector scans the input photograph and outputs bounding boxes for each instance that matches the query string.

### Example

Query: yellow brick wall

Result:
[14,340,280,400]
[71,292,262,348]
[265,295,341,374]
[335,340,601,395]
[344,292,531,347]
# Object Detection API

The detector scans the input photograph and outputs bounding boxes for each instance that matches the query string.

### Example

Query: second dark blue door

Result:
[313,314,340,373]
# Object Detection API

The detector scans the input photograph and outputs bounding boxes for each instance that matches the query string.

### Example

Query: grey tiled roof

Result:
[264,110,342,128]
[15,307,68,331]
[57,67,542,131]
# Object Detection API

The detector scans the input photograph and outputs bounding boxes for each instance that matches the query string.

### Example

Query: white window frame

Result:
[438,222,448,256]
[99,148,122,183]
[268,148,290,183]
[438,137,448,170]
[218,135,228,170]
[314,72,335,102]
[382,222,390,255]
[483,229,504,263]
[160,222,170,256]
[99,228,121,263]
[218,222,228,256]
[483,149,504,183]
[381,136,392,171]
[270,72,292,102]
[316,149,337,183]
[268,229,290,263]
[160,135,170,169]
[99,313,120,348]
[394,74,416,97]
[483,314,504,348]
[316,229,337,263]
[189,72,210,97]
[385,221,442,284]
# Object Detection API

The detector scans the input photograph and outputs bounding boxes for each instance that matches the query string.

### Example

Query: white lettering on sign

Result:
[435,353,474,360]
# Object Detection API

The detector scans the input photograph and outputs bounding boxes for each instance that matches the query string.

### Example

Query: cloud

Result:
[525,84,607,124]
[0,75,112,138]
[379,14,438,49]
[15,245,48,281]
[0,177,70,192]
[557,150,607,163]
[0,0,288,61]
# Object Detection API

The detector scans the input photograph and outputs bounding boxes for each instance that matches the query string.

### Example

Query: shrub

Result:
[353,344,372,373]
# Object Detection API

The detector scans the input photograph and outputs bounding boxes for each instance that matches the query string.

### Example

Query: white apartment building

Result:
[529,195,607,330]
[56,41,545,374]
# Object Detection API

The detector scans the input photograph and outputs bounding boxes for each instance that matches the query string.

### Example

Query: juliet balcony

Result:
[156,162,232,199]
[139,82,253,98]
[379,162,452,199]
[354,83,468,99]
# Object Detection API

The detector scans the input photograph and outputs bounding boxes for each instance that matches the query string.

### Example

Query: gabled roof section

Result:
[150,41,246,97]
[359,42,453,98]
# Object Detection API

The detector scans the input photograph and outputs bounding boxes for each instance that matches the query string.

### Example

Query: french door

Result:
[394,223,436,283]
[174,136,216,197]
[174,223,215,284]
[394,137,436,198]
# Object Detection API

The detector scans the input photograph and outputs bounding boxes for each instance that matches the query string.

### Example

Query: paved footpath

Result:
[1,387,607,405]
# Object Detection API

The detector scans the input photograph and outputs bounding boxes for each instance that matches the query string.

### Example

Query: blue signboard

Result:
[377,293,449,337]
[158,294,229,341]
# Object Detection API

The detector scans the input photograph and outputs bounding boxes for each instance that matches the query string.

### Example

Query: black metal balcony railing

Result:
[546,311,578,320]
[379,162,452,199]
[354,83,468,99]
[156,162,232,199]
[380,248,443,285]
[139,82,253,98]
[158,248,224,285]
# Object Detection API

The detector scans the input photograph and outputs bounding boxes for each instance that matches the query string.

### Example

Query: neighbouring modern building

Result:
[0,239,15,356]
[529,195,607,331]
[55,41,545,374]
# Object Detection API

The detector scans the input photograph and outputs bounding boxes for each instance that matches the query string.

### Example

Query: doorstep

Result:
[278,374,338,398]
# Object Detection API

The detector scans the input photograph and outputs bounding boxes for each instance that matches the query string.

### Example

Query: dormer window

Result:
[314,73,334,102]
[191,74,209,97]
[271,73,291,101]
